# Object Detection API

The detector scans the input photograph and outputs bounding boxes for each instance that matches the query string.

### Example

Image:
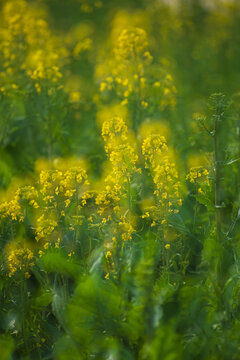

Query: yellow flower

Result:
[69,91,81,103]
[43,242,49,250]
[39,250,44,258]
[100,82,107,92]
[105,251,112,260]
[65,199,71,207]
[141,100,149,109]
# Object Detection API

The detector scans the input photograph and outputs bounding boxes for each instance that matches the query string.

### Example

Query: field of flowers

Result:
[1,0,240,359]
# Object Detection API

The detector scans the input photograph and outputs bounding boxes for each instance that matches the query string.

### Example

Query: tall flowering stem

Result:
[142,134,182,247]
[96,116,140,251]
[99,28,177,132]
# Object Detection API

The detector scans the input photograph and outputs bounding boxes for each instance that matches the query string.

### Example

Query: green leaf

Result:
[38,252,81,280]
[168,213,190,235]
[31,292,52,310]
[0,336,14,360]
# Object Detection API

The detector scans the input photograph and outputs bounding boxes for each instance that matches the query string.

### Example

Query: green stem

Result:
[237,113,240,203]
[127,175,131,213]
[21,277,29,354]
[213,113,222,243]
[192,200,198,233]
[45,82,54,165]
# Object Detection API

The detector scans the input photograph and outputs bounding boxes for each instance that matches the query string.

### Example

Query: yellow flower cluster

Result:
[102,116,139,174]
[36,167,90,243]
[186,168,209,183]
[142,135,168,168]
[114,28,151,62]
[0,0,70,109]
[20,186,39,208]
[38,237,61,258]
[0,1,71,153]
[95,116,139,248]
[159,73,177,109]
[27,65,63,93]
[0,190,22,222]
[118,216,136,242]
[35,216,58,243]
[98,27,176,115]
[0,186,39,222]
[99,28,152,107]
[186,167,210,194]
[39,167,89,203]
[7,247,34,278]
[101,116,128,147]
[142,135,182,219]
[96,116,140,213]
[0,1,66,81]
[0,164,91,278]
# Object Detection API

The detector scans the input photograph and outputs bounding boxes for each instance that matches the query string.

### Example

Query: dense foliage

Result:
[1,0,240,359]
